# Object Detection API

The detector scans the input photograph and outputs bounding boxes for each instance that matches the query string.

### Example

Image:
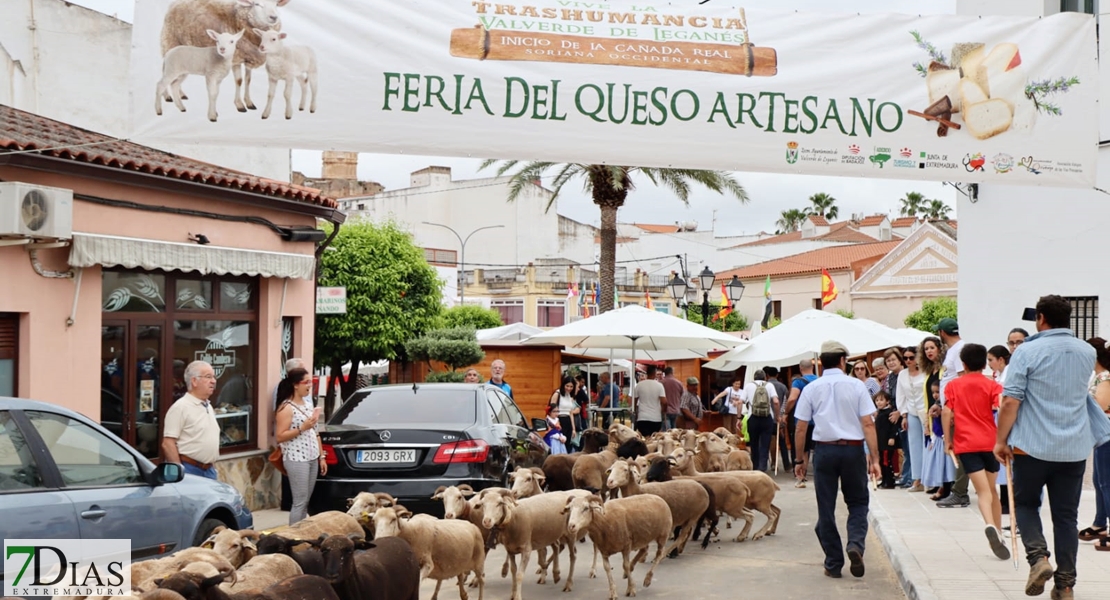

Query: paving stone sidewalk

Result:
[870,486,1110,600]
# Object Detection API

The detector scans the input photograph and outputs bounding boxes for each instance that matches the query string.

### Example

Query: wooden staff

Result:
[1006,457,1018,570]
[773,421,781,476]
[450,26,778,76]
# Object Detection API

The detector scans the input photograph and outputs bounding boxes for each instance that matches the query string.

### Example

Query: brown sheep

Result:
[605,459,709,557]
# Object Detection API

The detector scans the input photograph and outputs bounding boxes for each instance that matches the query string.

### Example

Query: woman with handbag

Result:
[548,377,580,450]
[273,368,326,525]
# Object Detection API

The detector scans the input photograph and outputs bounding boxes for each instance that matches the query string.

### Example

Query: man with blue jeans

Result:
[161,360,221,480]
[995,295,1110,600]
[794,340,881,579]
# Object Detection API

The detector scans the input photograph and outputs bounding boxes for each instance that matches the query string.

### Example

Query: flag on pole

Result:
[712,282,733,322]
[760,275,773,328]
[644,289,654,310]
[567,282,579,301]
[821,269,839,308]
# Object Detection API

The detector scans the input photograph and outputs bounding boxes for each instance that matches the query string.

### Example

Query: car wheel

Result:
[192,517,227,548]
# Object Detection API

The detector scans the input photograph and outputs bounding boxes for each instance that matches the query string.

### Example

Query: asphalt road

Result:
[417,471,906,600]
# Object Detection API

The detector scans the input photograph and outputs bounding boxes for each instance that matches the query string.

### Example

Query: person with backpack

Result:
[744,369,780,472]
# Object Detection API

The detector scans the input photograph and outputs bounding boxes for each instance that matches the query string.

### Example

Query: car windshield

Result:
[331,388,476,426]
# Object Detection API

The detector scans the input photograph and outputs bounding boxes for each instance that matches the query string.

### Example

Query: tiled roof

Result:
[806,214,830,226]
[891,217,919,227]
[856,215,887,226]
[946,220,957,229]
[732,221,877,248]
[717,241,901,280]
[630,223,681,233]
[0,104,337,208]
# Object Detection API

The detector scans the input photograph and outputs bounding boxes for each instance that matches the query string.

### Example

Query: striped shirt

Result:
[1004,328,1110,462]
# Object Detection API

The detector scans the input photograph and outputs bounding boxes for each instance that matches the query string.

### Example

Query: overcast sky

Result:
[71,0,959,235]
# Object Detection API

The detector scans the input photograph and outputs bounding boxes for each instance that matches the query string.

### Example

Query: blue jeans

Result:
[1013,454,1085,589]
[813,443,869,573]
[897,428,913,485]
[665,414,677,431]
[747,416,776,472]
[906,414,924,481]
[183,462,218,480]
[1093,442,1110,528]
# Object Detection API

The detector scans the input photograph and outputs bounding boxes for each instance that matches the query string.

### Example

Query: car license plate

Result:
[357,449,416,464]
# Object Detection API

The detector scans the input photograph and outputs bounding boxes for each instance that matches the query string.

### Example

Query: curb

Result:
[869,499,939,600]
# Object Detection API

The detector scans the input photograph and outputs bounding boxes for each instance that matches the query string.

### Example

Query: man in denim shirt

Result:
[995,295,1110,600]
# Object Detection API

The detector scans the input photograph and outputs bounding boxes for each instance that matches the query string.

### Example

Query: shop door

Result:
[100,321,164,459]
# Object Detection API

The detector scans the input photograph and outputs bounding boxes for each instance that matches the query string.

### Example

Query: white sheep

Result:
[562,494,672,600]
[161,0,292,112]
[155,29,243,122]
[372,506,486,600]
[200,526,259,567]
[265,510,364,541]
[218,554,302,594]
[253,28,317,120]
[605,459,709,557]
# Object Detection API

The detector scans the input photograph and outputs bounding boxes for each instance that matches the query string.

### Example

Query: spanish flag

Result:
[820,269,839,308]
[712,282,733,322]
[644,289,654,310]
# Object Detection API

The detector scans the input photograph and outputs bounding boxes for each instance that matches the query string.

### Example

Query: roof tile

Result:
[631,223,681,233]
[0,104,336,208]
[806,214,830,226]
[857,215,886,226]
[717,241,901,280]
[891,217,919,227]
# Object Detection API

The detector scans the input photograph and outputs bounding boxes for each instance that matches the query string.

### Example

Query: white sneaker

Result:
[986,525,1011,560]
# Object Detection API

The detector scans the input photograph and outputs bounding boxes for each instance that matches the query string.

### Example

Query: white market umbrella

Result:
[523,305,744,413]
[476,322,545,342]
[704,309,909,372]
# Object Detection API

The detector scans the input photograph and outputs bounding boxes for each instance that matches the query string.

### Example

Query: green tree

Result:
[899,191,928,217]
[684,304,750,332]
[439,305,502,330]
[903,297,958,331]
[774,208,809,234]
[404,327,485,382]
[481,161,747,313]
[807,192,839,220]
[835,309,856,319]
[923,199,953,220]
[315,221,443,410]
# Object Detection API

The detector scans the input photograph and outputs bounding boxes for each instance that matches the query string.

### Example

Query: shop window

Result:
[175,320,254,447]
[102,273,167,313]
[0,314,17,397]
[101,269,258,455]
[176,280,213,310]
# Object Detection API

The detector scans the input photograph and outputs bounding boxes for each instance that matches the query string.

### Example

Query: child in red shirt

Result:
[942,342,1009,561]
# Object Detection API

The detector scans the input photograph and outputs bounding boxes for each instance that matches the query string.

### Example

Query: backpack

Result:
[751,382,772,417]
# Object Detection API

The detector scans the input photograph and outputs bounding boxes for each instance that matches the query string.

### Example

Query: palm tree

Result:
[899,191,927,217]
[923,199,952,220]
[480,161,747,313]
[775,208,809,234]
[807,193,839,220]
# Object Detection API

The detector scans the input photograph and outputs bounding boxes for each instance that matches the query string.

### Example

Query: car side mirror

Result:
[531,418,549,432]
[154,462,184,485]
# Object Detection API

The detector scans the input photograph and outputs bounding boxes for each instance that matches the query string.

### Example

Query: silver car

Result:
[0,398,252,561]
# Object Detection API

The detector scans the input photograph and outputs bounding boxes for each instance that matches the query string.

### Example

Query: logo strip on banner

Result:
[129,0,1098,187]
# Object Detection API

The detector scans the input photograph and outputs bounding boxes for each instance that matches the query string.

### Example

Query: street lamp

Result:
[421,222,505,303]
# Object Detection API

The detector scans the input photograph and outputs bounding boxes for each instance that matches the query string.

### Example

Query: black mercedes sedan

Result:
[309,383,548,515]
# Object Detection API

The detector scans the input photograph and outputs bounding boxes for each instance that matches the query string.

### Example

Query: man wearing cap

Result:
[995,295,1110,600]
[794,340,881,579]
[935,318,971,508]
[678,376,705,430]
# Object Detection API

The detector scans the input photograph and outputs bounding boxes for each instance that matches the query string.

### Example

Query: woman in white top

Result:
[711,377,745,435]
[274,368,324,525]
[896,347,927,492]
[548,377,580,448]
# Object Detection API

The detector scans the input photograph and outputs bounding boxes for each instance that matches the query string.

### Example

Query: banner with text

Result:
[130,1,1098,187]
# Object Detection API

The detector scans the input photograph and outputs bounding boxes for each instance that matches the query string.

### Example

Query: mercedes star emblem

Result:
[379,430,392,441]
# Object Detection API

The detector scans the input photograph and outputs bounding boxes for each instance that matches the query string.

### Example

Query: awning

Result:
[69,233,316,279]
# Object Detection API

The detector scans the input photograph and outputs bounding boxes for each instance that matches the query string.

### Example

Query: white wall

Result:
[0,0,289,180]
[955,0,1108,345]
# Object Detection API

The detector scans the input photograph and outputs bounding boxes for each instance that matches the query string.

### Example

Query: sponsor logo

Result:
[4,539,131,597]
[786,141,799,164]
[1018,155,1042,175]
[992,153,1014,174]
[847,144,860,155]
[899,147,913,157]
[892,147,916,168]
[963,152,986,172]
[921,152,959,170]
[869,147,892,168]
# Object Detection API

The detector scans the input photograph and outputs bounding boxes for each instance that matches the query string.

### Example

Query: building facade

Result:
[0,105,343,509]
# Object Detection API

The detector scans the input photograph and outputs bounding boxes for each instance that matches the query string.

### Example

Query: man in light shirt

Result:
[633,365,666,437]
[162,360,220,479]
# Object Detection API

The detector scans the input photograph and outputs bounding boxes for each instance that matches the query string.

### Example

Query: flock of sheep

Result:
[155,0,316,122]
[37,424,781,600]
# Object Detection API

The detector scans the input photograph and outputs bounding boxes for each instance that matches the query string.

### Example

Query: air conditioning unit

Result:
[0,182,74,239]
